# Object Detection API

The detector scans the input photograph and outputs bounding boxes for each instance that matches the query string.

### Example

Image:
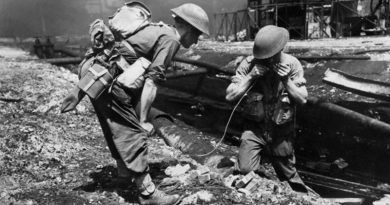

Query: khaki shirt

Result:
[126,23,181,82]
[232,53,306,138]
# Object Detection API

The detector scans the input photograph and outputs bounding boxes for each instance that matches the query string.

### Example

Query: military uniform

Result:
[90,23,180,174]
[231,53,307,187]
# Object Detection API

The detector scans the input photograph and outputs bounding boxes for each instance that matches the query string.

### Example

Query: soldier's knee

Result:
[239,165,254,175]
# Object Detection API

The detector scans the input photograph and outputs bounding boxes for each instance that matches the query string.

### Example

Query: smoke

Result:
[141,0,247,34]
[0,0,246,38]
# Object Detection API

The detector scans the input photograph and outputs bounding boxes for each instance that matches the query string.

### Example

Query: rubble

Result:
[332,158,349,170]
[164,164,191,177]
[181,190,214,204]
[235,171,257,189]
[374,194,390,205]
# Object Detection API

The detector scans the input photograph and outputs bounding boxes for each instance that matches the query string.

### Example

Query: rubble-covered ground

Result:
[0,45,336,205]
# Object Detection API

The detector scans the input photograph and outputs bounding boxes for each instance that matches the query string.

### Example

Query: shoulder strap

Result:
[120,40,136,55]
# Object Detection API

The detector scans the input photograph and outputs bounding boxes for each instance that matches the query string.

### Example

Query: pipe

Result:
[307,97,390,136]
[54,48,81,57]
[353,47,390,55]
[45,57,83,65]
[172,56,231,74]
[165,68,208,79]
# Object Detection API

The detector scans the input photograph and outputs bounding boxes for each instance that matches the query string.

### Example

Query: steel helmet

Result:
[253,25,289,59]
[171,3,210,35]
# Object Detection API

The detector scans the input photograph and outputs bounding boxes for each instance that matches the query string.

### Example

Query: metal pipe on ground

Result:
[165,68,208,79]
[307,97,390,137]
[43,56,227,76]
[352,47,390,55]
[172,56,232,75]
[54,48,82,57]
[45,57,83,65]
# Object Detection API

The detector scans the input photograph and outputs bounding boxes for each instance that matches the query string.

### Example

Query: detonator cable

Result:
[196,83,254,157]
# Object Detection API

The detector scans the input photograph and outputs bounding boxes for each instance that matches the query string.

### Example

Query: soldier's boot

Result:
[116,159,131,178]
[135,173,181,205]
[100,159,133,189]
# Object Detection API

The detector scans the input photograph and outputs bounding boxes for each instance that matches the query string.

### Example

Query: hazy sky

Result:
[0,0,247,37]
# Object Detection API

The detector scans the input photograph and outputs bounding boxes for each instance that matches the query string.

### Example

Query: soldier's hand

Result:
[60,93,78,113]
[273,63,291,79]
[249,64,268,78]
[140,122,155,135]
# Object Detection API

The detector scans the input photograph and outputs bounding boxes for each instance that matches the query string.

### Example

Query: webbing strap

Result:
[121,40,136,55]
[82,77,109,92]
[88,66,108,79]
[99,78,108,86]
[83,80,95,91]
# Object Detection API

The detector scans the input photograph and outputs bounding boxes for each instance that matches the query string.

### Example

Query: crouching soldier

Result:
[63,2,209,205]
[226,25,310,192]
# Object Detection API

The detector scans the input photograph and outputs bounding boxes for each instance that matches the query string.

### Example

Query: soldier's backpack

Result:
[77,1,152,100]
[108,1,151,39]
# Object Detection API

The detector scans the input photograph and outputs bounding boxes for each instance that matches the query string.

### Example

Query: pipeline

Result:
[353,47,390,55]
[307,96,390,137]
[165,68,208,79]
[44,56,229,75]
[45,57,83,65]
[172,56,232,75]
[54,48,82,57]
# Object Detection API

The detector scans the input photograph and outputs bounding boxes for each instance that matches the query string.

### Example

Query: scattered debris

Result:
[181,190,214,204]
[235,171,257,189]
[196,190,214,202]
[164,164,191,177]
[332,158,349,170]
[0,97,22,102]
[373,194,390,205]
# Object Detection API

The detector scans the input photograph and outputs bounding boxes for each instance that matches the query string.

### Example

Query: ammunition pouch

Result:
[77,56,114,100]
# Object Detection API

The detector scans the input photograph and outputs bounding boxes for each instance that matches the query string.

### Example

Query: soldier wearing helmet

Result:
[226,25,310,192]
[80,2,209,205]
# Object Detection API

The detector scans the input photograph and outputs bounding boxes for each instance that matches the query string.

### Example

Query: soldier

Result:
[88,3,209,205]
[226,25,310,192]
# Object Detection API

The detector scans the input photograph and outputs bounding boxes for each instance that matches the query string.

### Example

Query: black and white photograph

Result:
[1,0,390,204]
